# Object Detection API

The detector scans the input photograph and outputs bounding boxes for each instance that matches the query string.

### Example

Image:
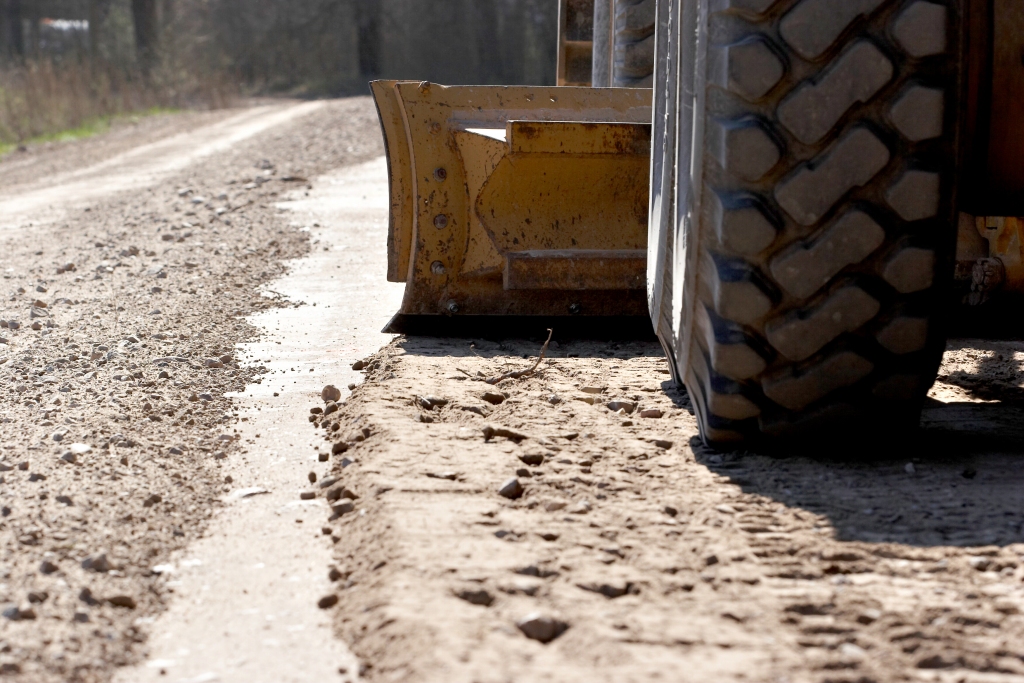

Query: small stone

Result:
[318,452,329,462]
[640,409,663,419]
[606,400,637,414]
[39,560,58,574]
[498,478,524,499]
[332,500,355,516]
[73,612,89,623]
[515,468,531,478]
[539,532,560,541]
[455,588,494,606]
[519,453,544,466]
[61,452,77,464]
[569,500,592,514]
[322,385,342,402]
[347,383,357,390]
[331,442,348,455]
[329,567,345,582]
[324,402,340,416]
[69,443,91,455]
[318,594,339,609]
[107,595,137,609]
[308,472,317,483]
[56,495,73,506]
[653,439,673,449]
[82,553,111,573]
[482,392,505,405]
[417,414,434,423]
[27,591,49,604]
[904,462,916,475]
[516,613,568,643]
[300,491,317,500]
[581,386,605,394]
[351,360,367,371]
[664,505,678,517]
[142,494,162,508]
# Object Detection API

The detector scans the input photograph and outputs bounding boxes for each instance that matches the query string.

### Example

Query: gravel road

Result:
[1,96,1023,683]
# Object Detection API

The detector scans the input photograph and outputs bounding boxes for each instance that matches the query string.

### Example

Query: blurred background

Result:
[0,0,559,148]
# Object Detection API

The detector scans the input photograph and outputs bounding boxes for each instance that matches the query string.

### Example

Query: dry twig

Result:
[484,329,553,385]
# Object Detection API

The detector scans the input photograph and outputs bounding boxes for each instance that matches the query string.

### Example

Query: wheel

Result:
[648,0,965,446]
[613,0,656,86]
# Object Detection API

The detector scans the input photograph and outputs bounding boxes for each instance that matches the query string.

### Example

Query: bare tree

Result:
[131,0,158,72]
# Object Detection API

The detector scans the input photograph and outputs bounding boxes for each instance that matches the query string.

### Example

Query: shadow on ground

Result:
[690,401,1024,548]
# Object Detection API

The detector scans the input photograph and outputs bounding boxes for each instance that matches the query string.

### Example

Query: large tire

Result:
[613,0,656,87]
[649,0,965,447]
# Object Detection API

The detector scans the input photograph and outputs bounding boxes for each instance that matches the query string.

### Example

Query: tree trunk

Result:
[132,0,158,73]
[89,0,101,63]
[355,0,381,78]
[6,0,23,59]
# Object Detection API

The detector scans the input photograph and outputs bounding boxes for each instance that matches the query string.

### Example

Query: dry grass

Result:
[0,59,233,149]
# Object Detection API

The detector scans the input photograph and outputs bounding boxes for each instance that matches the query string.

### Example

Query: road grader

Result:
[371,0,1024,447]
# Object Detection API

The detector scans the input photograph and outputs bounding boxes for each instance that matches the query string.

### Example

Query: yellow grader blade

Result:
[371,81,652,330]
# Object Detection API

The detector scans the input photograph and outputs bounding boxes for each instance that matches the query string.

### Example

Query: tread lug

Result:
[770,210,886,298]
[885,169,940,221]
[892,1,948,58]
[713,35,786,101]
[696,304,770,380]
[889,86,945,141]
[766,286,880,361]
[778,41,893,144]
[709,117,782,182]
[876,316,929,354]
[710,190,780,255]
[762,351,874,411]
[882,247,936,293]
[780,0,886,60]
[775,127,890,226]
[703,253,776,325]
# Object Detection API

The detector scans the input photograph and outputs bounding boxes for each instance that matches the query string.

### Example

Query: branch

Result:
[484,329,553,385]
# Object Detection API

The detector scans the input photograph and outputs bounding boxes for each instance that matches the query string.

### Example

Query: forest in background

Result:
[0,0,559,145]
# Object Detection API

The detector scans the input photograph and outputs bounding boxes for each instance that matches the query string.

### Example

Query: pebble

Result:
[904,462,916,475]
[82,553,111,573]
[107,595,137,609]
[498,478,524,500]
[69,443,91,455]
[318,594,339,609]
[482,392,505,405]
[143,494,163,508]
[300,491,317,500]
[321,385,342,402]
[455,588,494,606]
[519,453,544,466]
[640,408,663,419]
[308,472,317,483]
[516,613,568,643]
[580,386,605,394]
[39,560,58,574]
[332,500,355,516]
[351,360,367,371]
[606,400,637,414]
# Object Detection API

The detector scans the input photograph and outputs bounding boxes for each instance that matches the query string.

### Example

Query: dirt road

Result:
[1,98,1023,683]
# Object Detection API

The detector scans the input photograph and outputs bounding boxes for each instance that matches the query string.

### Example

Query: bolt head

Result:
[568,303,582,315]
[447,300,460,314]
[433,214,449,229]
[433,167,447,182]
[430,261,446,275]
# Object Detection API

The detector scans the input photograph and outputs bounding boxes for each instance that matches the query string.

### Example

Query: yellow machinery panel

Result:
[371,81,652,327]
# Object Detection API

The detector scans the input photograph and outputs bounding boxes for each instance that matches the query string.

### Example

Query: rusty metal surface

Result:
[505,250,646,290]
[370,81,652,319]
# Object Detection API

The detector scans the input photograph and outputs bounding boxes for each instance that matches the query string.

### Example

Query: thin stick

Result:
[484,329,553,385]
